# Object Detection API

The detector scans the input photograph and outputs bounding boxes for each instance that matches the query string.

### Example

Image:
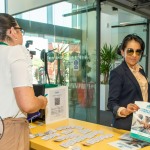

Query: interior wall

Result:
[101,13,112,46]
[7,0,61,15]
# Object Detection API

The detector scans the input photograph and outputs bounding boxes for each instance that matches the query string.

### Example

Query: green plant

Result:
[47,42,69,85]
[100,43,119,84]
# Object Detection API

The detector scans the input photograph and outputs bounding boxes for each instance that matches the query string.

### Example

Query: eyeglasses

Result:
[126,48,143,56]
[14,27,25,35]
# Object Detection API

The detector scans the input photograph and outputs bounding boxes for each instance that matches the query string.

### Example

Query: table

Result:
[30,118,150,150]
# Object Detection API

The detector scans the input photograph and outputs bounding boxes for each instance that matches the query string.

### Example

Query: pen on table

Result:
[44,94,48,97]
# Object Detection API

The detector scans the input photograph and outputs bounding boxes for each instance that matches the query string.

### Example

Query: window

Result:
[14,2,73,28]
[15,7,47,23]
[0,0,5,13]
[53,2,72,27]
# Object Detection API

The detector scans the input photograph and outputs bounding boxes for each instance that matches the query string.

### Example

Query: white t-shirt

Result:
[0,45,33,119]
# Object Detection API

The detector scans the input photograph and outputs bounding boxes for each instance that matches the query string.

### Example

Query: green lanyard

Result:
[0,42,8,46]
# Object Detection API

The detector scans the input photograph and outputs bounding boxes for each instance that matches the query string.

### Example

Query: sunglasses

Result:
[126,48,143,56]
[14,27,25,35]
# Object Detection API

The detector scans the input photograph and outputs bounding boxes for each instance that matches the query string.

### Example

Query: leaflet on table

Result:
[45,86,68,124]
[130,101,150,143]
[108,133,150,150]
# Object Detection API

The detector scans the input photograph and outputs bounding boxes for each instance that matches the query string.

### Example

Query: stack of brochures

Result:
[108,133,150,150]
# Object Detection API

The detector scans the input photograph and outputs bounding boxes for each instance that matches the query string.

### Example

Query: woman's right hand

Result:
[120,103,139,116]
[126,103,139,114]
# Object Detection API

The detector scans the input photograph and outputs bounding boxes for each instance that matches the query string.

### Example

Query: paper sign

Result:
[45,86,68,124]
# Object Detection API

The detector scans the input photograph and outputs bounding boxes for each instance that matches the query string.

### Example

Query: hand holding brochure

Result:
[130,101,150,143]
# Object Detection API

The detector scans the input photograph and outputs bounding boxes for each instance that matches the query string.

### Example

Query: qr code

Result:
[55,98,60,105]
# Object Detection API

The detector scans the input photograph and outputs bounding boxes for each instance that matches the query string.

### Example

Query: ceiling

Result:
[103,0,150,19]
[67,0,95,6]
[67,0,150,19]
[8,0,62,15]
[9,0,150,19]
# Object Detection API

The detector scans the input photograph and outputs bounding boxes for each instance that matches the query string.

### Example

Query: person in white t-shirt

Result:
[0,13,47,150]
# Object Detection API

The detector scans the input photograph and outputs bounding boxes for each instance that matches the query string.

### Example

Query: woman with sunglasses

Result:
[0,13,47,150]
[107,34,150,130]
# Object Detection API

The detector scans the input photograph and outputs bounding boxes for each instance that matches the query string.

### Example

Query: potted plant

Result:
[100,43,119,84]
[100,43,119,110]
